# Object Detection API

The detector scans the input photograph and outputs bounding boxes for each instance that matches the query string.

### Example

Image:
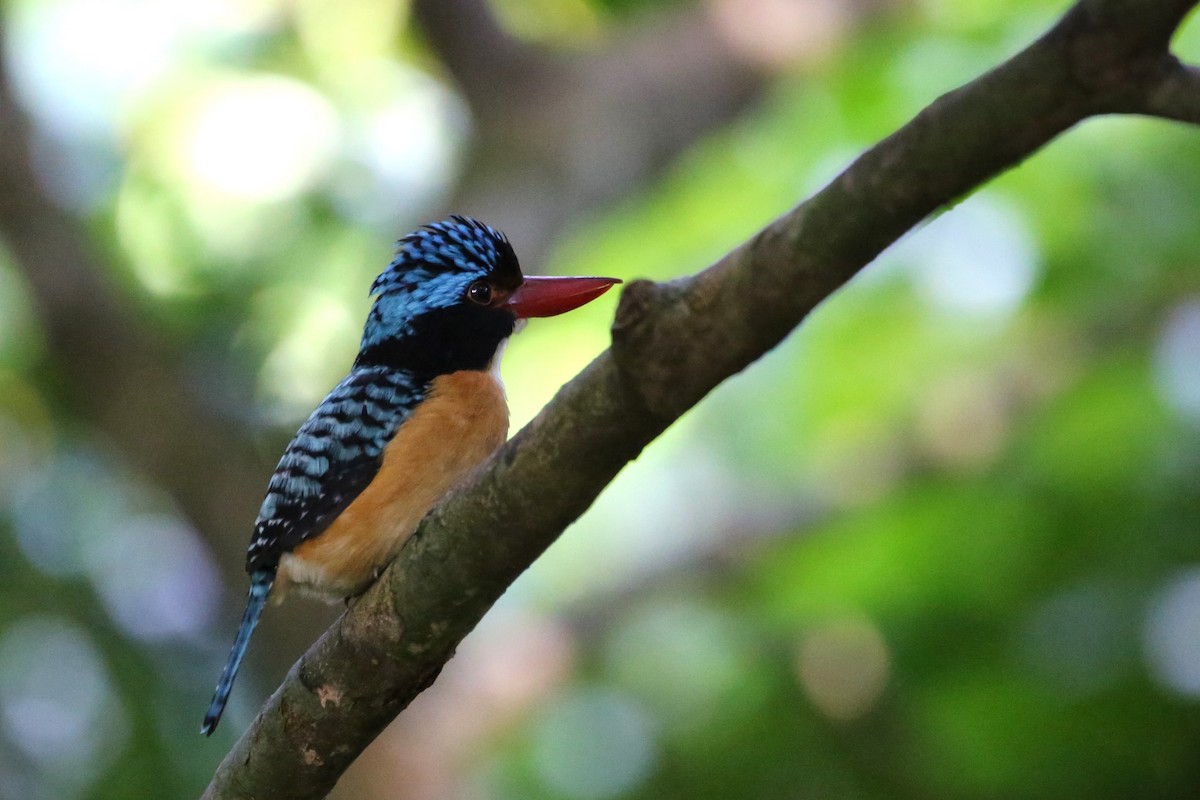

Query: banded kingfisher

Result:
[201,216,619,735]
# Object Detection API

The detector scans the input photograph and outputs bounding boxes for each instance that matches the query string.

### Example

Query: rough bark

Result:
[195,0,1196,795]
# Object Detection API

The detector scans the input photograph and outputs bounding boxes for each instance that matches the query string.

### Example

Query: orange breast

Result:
[277,369,509,601]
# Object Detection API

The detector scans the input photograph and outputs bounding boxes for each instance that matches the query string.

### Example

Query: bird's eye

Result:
[467,280,493,305]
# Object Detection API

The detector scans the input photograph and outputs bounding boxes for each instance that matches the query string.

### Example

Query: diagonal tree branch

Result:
[204,1,1199,797]
[1133,62,1200,122]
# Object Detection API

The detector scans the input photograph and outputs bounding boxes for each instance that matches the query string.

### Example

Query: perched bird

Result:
[201,216,619,736]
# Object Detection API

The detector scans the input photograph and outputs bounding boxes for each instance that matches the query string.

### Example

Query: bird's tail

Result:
[201,570,274,736]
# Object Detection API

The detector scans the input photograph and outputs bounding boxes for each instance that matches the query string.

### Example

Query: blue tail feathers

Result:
[201,571,274,736]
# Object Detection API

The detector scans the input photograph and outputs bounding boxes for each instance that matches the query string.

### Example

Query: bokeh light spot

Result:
[257,289,360,421]
[531,687,657,799]
[0,617,128,790]
[331,63,467,227]
[11,452,129,577]
[1144,568,1200,696]
[708,0,854,69]
[891,194,1038,320]
[7,0,173,137]
[916,369,1009,471]
[85,513,222,642]
[1154,298,1200,424]
[796,616,891,720]
[604,598,747,730]
[180,76,338,202]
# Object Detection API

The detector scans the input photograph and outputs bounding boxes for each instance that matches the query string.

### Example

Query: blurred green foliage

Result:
[1,0,1199,798]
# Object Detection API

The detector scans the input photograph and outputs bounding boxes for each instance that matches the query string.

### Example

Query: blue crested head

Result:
[362,216,520,344]
[355,216,523,375]
[369,216,519,307]
[354,215,620,377]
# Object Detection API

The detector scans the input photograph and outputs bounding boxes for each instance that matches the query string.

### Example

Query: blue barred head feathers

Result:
[356,217,523,372]
[360,216,520,349]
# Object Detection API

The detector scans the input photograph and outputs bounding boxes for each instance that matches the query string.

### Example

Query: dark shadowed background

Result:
[1,0,1199,798]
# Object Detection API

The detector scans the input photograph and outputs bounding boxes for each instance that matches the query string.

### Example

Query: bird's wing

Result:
[245,367,427,572]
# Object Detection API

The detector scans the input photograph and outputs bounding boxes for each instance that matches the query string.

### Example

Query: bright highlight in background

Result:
[531,687,658,799]
[1144,569,1200,697]
[0,618,128,793]
[1155,298,1200,423]
[892,194,1038,320]
[796,616,891,720]
[86,514,222,643]
[181,76,339,202]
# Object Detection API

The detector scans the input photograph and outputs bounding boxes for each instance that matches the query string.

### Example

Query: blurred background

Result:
[0,0,1199,797]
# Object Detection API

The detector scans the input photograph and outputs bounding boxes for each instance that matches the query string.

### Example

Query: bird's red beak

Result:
[505,276,622,319]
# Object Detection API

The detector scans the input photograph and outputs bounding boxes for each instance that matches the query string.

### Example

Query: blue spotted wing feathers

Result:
[246,366,428,572]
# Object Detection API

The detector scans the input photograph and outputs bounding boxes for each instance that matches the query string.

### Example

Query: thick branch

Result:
[204,0,1199,797]
[1135,61,1200,122]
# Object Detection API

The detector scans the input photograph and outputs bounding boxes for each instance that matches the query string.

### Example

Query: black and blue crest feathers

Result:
[356,216,523,373]
[371,215,520,298]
